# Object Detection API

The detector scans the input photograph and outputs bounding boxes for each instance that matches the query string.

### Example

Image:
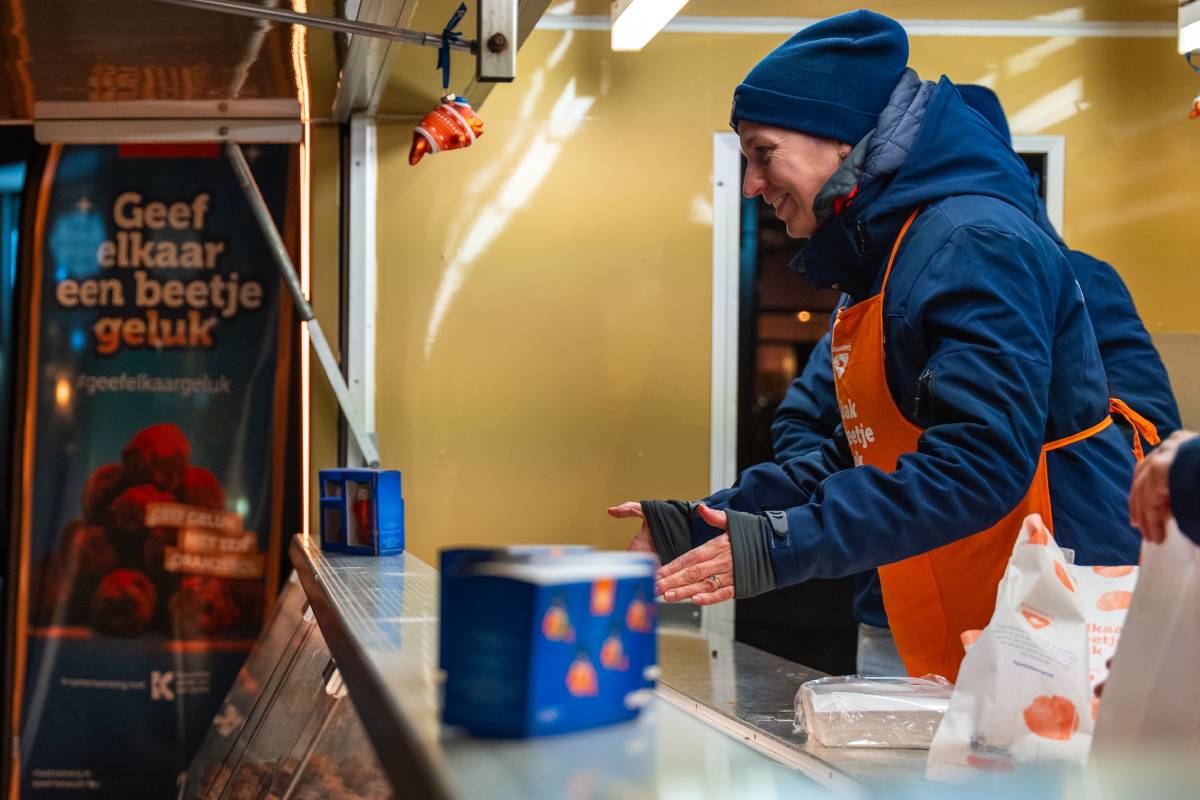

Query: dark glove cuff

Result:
[640,500,692,564]
[726,509,778,598]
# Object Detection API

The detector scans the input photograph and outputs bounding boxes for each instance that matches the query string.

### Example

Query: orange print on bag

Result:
[1054,561,1075,592]
[1022,514,1052,545]
[1023,695,1080,740]
[1096,590,1133,611]
[1092,566,1134,578]
[1021,608,1052,629]
[966,754,1015,773]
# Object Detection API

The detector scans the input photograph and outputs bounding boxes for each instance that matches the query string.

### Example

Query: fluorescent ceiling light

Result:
[611,0,690,51]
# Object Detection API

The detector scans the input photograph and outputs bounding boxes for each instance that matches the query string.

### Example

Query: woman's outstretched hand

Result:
[652,504,735,605]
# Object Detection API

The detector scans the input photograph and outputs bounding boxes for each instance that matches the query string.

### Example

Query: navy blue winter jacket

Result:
[773,242,1181,624]
[692,74,1143,604]
[776,255,1181,466]
[1170,438,1200,545]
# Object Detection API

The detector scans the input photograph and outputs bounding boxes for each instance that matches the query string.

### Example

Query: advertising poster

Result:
[10,142,294,797]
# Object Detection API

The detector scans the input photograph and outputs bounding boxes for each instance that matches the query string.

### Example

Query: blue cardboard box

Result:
[317,468,405,555]
[441,551,657,738]
[439,546,593,672]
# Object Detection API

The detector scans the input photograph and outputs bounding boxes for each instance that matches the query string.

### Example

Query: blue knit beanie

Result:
[958,84,1012,145]
[730,10,909,144]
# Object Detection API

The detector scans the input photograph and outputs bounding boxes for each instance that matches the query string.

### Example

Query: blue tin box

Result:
[317,468,405,555]
[439,546,593,672]
[440,550,657,738]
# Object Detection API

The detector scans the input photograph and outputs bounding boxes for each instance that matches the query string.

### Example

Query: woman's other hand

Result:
[1130,430,1198,543]
[608,501,655,554]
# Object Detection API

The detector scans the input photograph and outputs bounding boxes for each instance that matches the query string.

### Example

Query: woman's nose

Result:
[743,168,764,199]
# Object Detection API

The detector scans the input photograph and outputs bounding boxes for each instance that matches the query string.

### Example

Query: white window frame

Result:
[1014,134,1066,237]
[703,132,743,640]
[346,113,379,466]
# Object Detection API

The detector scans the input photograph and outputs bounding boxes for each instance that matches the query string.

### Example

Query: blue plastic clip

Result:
[438,3,469,91]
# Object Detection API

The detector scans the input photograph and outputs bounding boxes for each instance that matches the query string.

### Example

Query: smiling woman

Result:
[622,8,1153,688]
[738,122,850,238]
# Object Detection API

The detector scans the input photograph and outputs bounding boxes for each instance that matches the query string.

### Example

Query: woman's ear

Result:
[837,142,852,163]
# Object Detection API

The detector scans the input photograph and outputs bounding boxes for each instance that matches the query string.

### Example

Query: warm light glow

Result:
[611,0,690,51]
[53,376,71,409]
[796,310,812,323]
[293,1,312,540]
[1008,78,1084,133]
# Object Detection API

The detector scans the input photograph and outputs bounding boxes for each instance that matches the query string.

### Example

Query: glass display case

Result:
[184,535,927,800]
[185,575,393,799]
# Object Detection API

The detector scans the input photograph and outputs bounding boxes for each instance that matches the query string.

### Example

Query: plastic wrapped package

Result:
[793,675,953,748]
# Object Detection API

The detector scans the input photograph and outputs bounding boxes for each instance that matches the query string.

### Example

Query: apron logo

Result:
[831,344,851,379]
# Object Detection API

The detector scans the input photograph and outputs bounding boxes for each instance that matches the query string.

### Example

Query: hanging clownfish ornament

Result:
[409,3,484,165]
[408,94,485,166]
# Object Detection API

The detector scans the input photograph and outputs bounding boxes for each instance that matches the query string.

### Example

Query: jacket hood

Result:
[792,75,1044,297]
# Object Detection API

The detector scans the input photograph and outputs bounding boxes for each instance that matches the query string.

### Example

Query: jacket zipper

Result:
[914,367,934,421]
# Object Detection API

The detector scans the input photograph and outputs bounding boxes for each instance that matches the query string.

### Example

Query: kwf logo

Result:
[150,670,176,701]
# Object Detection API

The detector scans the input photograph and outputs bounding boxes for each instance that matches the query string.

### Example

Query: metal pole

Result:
[152,0,476,53]
[226,141,381,468]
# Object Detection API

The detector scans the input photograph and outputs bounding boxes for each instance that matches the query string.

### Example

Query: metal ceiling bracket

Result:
[477,0,518,82]
[33,100,302,144]
[461,0,548,109]
[225,141,381,467]
[152,0,477,53]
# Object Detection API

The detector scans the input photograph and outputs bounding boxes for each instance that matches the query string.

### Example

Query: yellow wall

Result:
[364,5,1199,561]
[308,123,341,539]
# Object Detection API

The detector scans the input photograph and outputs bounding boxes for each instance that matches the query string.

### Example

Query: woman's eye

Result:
[756,147,771,162]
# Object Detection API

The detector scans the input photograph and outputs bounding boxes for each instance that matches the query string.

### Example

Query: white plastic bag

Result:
[926,514,1094,781]
[793,675,952,748]
[1092,520,1200,755]
[1072,562,1138,694]
[959,562,1137,694]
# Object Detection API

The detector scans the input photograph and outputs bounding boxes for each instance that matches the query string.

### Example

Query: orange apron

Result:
[830,209,1158,682]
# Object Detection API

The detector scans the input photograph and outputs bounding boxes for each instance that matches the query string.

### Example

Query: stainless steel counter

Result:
[288,536,927,798]
[655,630,927,790]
